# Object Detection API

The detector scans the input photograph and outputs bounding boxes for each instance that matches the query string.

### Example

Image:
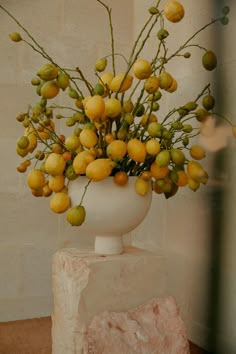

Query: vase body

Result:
[68,176,152,255]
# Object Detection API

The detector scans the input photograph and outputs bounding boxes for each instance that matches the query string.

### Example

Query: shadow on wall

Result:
[207,0,236,352]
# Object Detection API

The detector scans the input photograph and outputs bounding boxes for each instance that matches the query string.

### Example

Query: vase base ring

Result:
[94,235,123,255]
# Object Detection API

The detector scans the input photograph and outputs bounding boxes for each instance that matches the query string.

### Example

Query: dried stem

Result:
[163,17,222,66]
[96,0,116,75]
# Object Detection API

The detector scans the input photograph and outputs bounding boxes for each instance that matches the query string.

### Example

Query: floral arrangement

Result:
[1,1,233,226]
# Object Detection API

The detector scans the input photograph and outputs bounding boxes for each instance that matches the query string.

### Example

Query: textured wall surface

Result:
[0,0,134,321]
[132,0,236,351]
[0,0,236,352]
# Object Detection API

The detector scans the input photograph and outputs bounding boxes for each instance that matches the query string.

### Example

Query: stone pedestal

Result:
[51,246,166,354]
[83,297,190,354]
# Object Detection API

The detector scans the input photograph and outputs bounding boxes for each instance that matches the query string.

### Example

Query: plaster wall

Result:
[132,0,236,351]
[0,0,236,352]
[0,0,134,321]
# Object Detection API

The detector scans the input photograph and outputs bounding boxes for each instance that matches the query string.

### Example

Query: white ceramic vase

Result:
[68,176,152,255]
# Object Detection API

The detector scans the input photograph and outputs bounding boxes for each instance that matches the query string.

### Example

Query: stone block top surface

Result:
[53,245,163,263]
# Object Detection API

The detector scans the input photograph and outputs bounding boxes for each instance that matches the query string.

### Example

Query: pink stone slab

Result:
[83,296,190,354]
[52,247,169,353]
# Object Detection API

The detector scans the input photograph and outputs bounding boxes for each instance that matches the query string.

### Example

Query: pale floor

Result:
[0,316,209,354]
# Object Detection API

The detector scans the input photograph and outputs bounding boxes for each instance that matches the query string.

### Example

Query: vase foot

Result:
[94,235,123,255]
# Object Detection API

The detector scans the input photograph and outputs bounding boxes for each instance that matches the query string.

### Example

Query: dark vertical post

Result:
[208,0,226,352]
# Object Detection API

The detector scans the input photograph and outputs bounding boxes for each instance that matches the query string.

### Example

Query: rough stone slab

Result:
[83,296,190,354]
[52,246,166,354]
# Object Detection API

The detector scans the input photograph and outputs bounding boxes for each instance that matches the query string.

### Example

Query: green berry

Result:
[9,32,22,42]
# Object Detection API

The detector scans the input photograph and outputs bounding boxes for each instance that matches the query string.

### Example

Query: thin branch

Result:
[0,4,86,96]
[164,18,222,65]
[0,4,50,59]
[105,52,129,65]
[194,83,211,102]
[80,179,91,205]
[76,67,93,95]
[96,0,116,75]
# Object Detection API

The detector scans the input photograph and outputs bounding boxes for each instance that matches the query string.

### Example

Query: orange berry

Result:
[127,139,146,162]
[150,162,169,180]
[190,145,206,160]
[133,59,152,80]
[62,151,72,161]
[176,170,188,187]
[84,95,105,120]
[27,169,46,190]
[113,171,129,186]
[164,1,185,23]
[140,171,152,181]
[107,140,127,160]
